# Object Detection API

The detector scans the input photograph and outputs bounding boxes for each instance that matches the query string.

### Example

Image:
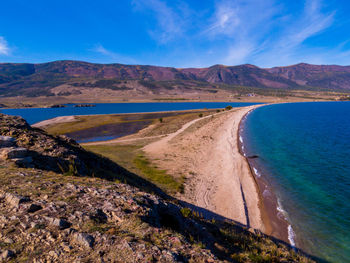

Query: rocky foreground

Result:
[0,114,316,262]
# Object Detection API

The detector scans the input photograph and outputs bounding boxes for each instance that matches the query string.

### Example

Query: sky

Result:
[1,0,350,68]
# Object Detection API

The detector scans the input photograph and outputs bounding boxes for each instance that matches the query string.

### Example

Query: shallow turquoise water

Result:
[243,102,350,263]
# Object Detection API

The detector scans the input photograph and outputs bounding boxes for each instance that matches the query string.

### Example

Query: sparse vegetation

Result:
[133,154,184,193]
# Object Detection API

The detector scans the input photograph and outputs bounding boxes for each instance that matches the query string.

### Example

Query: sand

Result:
[144,105,267,232]
[32,116,78,127]
[51,105,269,233]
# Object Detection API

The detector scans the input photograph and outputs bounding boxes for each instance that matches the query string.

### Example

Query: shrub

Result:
[159,118,163,123]
[225,105,233,110]
[198,113,203,118]
[180,207,192,218]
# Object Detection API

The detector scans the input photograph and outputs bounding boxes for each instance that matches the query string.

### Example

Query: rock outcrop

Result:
[0,114,316,262]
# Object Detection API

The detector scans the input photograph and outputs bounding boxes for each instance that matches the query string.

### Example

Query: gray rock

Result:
[27,204,43,213]
[13,156,33,166]
[73,232,95,248]
[4,192,30,208]
[3,237,14,244]
[0,147,28,160]
[47,218,71,230]
[0,136,15,147]
[0,250,15,261]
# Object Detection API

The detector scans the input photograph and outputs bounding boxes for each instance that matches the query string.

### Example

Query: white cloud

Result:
[200,0,337,67]
[132,0,189,43]
[205,3,240,36]
[93,44,114,56]
[90,44,138,64]
[253,0,336,67]
[0,36,10,55]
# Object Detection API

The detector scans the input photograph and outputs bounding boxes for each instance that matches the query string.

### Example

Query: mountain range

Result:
[1,60,350,97]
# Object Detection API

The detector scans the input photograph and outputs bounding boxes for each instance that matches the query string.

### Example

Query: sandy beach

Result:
[144,105,268,233]
[32,116,78,127]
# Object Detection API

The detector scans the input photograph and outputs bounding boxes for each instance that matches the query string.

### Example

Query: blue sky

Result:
[0,0,350,67]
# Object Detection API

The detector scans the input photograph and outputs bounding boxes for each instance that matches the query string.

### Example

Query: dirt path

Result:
[144,105,265,231]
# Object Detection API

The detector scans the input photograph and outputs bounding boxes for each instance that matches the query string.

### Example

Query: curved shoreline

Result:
[238,105,292,245]
[143,105,265,231]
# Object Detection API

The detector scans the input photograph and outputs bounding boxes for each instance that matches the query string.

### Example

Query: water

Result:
[0,102,260,125]
[243,102,350,263]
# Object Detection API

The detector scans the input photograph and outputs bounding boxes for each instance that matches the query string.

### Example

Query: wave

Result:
[253,167,261,178]
[263,189,272,198]
[288,225,296,247]
[276,199,287,220]
[277,199,296,247]
[239,135,243,143]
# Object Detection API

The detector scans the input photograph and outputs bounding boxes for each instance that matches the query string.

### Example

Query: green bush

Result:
[225,105,233,110]
[180,207,192,218]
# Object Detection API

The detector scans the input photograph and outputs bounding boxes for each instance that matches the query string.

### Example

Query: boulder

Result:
[0,147,28,160]
[3,192,30,208]
[46,217,71,230]
[73,233,95,248]
[0,136,15,147]
[12,156,33,166]
[27,204,43,213]
[0,250,15,261]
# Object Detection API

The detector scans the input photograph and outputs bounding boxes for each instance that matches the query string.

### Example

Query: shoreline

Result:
[238,106,294,245]
[143,105,266,231]
[33,103,295,246]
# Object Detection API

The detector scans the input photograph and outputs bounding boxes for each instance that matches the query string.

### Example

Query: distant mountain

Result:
[0,60,350,97]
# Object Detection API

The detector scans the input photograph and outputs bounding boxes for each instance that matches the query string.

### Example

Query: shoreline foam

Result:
[237,108,296,247]
[238,106,294,245]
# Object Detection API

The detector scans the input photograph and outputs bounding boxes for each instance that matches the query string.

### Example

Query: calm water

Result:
[0,102,260,124]
[243,102,350,263]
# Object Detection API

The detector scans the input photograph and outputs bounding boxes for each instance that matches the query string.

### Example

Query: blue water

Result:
[0,102,260,124]
[244,102,350,263]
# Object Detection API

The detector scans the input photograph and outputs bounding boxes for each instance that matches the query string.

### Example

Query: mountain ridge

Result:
[1,60,350,98]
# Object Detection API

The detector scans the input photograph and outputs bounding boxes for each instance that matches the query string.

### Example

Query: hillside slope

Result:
[0,113,316,262]
[0,61,350,99]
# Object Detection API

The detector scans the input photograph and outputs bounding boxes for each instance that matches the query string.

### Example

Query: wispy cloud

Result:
[90,44,138,64]
[199,0,336,67]
[0,36,10,55]
[132,0,189,43]
[201,0,282,65]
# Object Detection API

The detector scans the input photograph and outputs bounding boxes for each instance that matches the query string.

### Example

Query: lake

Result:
[0,102,261,125]
[243,102,350,263]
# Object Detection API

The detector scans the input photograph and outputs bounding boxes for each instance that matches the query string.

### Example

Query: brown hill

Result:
[1,60,350,98]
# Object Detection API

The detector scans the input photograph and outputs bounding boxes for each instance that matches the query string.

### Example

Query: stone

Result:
[0,147,28,160]
[13,156,33,166]
[0,136,15,147]
[90,209,108,224]
[73,233,95,248]
[0,250,15,261]
[50,218,71,230]
[4,192,30,208]
[3,238,14,244]
[27,204,43,213]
